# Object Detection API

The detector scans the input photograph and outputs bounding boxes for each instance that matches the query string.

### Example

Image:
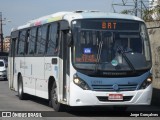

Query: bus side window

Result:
[17,30,26,55]
[25,29,30,55]
[28,27,37,55]
[36,25,48,55]
[10,31,19,57]
[46,23,58,56]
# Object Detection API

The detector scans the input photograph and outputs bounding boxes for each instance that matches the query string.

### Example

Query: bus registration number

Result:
[108,94,123,100]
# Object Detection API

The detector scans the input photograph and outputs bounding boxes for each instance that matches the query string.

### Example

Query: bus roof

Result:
[12,11,144,31]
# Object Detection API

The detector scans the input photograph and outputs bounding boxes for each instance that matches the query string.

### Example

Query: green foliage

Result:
[120,10,133,15]
[142,9,154,22]
[121,6,160,22]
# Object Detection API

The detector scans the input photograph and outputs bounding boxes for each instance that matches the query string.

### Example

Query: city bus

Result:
[8,11,152,111]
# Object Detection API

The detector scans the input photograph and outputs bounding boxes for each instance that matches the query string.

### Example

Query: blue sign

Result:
[84,48,91,54]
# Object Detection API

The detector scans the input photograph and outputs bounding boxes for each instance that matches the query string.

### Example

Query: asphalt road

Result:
[0,80,160,120]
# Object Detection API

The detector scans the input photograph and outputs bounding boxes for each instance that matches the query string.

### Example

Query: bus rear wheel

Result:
[50,82,65,112]
[18,75,26,100]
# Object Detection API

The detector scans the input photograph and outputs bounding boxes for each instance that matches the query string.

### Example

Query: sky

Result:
[0,0,130,37]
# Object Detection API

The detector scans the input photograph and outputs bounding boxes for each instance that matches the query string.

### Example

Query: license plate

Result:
[108,94,123,100]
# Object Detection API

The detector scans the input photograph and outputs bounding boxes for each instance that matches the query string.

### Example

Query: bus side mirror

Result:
[67,33,73,47]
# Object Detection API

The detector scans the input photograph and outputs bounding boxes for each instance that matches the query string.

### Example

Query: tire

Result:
[18,75,26,100]
[50,82,65,112]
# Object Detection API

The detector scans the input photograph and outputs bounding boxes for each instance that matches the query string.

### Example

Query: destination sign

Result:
[102,21,117,29]
[75,19,140,31]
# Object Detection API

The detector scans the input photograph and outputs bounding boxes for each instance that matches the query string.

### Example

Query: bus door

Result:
[9,37,17,89]
[59,30,70,102]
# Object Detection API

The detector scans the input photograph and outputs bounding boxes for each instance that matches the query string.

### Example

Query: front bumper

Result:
[69,83,152,106]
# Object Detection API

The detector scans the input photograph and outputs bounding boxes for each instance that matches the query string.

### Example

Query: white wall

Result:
[147,21,160,89]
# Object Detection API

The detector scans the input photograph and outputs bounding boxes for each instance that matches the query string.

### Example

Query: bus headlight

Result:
[73,74,90,90]
[140,76,152,89]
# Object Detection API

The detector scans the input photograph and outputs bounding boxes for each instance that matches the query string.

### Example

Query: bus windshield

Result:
[71,19,152,73]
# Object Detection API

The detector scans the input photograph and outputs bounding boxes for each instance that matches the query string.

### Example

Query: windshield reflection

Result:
[72,20,151,72]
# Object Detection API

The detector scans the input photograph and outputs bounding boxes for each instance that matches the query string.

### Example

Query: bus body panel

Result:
[77,71,151,89]
[69,83,152,106]
[12,56,64,100]
[69,64,152,106]
[8,57,14,89]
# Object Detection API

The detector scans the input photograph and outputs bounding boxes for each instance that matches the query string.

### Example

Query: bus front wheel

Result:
[50,82,65,112]
[18,75,26,100]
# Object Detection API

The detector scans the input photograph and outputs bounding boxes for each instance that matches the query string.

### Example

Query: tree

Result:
[121,10,134,15]
[153,5,160,20]
[121,6,160,22]
[142,9,154,22]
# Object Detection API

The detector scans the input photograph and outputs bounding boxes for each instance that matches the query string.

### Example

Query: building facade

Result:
[3,36,10,52]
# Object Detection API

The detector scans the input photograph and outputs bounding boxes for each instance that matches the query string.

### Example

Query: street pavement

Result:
[0,80,160,120]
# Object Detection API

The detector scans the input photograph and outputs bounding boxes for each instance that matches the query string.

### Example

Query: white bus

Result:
[8,11,152,111]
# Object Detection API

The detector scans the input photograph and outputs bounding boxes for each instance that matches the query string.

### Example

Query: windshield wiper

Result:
[117,46,136,72]
[94,38,103,73]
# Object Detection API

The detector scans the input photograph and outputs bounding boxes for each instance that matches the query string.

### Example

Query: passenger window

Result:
[25,30,30,54]
[46,23,58,56]
[0,61,4,67]
[28,28,37,55]
[36,25,48,55]
[18,30,26,55]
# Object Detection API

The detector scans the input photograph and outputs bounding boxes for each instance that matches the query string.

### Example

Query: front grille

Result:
[92,84,138,92]
[97,96,133,102]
